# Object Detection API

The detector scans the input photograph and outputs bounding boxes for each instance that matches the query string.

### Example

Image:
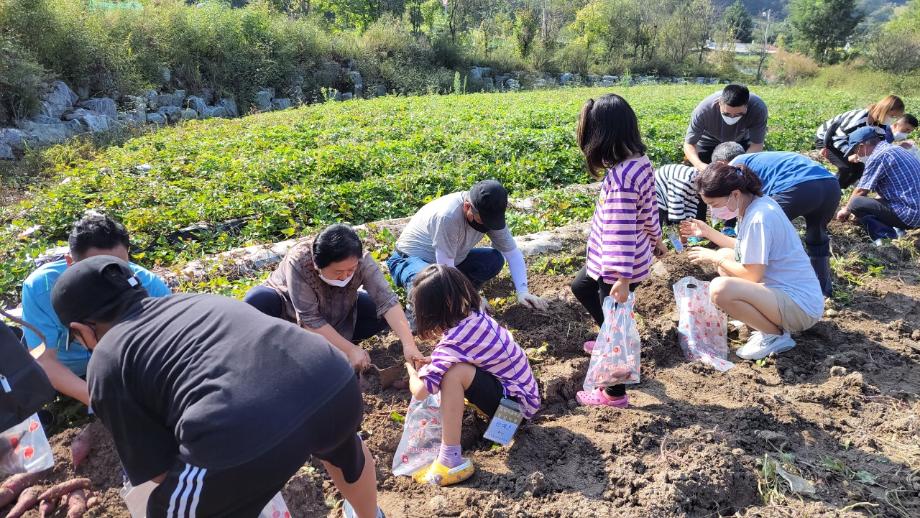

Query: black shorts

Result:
[465,368,507,418]
[147,376,366,518]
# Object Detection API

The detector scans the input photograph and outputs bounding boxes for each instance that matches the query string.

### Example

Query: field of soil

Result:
[5,222,920,518]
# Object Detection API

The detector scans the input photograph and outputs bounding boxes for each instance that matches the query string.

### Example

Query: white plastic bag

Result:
[121,480,158,518]
[258,492,291,518]
[121,481,289,518]
[391,393,442,477]
[583,294,641,391]
[673,277,734,371]
[0,413,54,476]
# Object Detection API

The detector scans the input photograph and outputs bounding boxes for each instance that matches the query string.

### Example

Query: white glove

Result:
[517,292,548,310]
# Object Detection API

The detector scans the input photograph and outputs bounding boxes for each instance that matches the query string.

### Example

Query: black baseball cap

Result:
[51,255,146,326]
[469,180,508,230]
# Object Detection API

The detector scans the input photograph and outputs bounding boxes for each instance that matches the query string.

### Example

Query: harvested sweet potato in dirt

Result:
[0,470,49,508]
[69,424,96,471]
[6,486,40,518]
[37,478,91,504]
[65,488,86,518]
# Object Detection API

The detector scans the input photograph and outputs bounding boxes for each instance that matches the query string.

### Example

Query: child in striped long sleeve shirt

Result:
[571,93,666,408]
[405,264,540,487]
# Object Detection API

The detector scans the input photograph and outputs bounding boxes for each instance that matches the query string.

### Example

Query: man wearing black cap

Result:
[387,180,547,309]
[51,256,383,518]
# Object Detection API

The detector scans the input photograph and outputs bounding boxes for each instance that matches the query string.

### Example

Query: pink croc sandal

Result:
[576,388,629,408]
[583,340,596,355]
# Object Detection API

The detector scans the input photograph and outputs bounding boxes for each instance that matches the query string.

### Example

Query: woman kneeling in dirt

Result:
[680,162,825,361]
[244,224,425,372]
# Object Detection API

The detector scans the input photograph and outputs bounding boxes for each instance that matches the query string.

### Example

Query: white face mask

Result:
[893,132,910,141]
[857,154,869,164]
[710,194,739,220]
[722,114,743,126]
[315,264,355,287]
[885,116,897,126]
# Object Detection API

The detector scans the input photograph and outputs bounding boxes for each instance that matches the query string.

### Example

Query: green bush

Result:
[767,49,820,85]
[357,14,454,94]
[0,0,338,110]
[0,33,50,123]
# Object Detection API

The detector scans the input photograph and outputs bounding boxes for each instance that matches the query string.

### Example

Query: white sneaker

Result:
[736,331,795,360]
[745,330,763,349]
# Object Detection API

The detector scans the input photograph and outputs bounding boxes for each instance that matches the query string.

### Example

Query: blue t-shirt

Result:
[731,152,834,196]
[21,259,170,377]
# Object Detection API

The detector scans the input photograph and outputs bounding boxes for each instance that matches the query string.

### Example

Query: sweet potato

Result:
[6,486,40,518]
[0,470,49,508]
[38,496,58,518]
[66,489,87,518]
[70,424,95,470]
[37,478,91,503]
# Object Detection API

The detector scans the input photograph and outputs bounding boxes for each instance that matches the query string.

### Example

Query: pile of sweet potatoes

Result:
[0,472,100,517]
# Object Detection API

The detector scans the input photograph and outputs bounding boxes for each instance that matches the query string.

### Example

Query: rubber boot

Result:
[806,243,833,298]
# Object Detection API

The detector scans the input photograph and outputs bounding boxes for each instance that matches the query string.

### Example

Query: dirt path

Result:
[7,228,919,518]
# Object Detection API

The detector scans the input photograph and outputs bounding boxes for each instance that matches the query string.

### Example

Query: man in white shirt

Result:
[387,180,547,310]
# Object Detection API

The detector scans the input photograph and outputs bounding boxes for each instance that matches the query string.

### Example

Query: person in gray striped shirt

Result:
[815,95,905,188]
[654,164,707,225]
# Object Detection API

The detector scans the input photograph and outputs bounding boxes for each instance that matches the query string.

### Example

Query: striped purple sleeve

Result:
[417,342,462,394]
[640,173,663,241]
[593,185,641,280]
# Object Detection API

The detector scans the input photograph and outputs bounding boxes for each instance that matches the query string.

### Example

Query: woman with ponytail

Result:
[679,163,824,360]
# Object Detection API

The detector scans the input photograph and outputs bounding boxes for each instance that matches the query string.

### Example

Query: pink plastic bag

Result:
[673,277,734,371]
[0,413,54,476]
[391,394,442,477]
[583,294,641,390]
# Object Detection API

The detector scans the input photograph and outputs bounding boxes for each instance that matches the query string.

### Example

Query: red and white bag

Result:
[0,413,54,476]
[673,277,734,371]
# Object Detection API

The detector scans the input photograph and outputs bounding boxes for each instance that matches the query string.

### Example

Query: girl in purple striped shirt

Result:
[405,264,540,486]
[571,94,665,408]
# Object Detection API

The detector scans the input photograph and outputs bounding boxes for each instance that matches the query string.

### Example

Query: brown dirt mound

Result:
[5,236,919,517]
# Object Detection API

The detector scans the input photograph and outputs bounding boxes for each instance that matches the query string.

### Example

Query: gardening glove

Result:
[518,292,548,310]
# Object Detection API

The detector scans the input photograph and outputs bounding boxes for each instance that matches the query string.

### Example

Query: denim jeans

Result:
[386,248,505,290]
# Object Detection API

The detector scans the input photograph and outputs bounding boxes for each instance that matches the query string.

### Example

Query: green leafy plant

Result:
[0,85,909,302]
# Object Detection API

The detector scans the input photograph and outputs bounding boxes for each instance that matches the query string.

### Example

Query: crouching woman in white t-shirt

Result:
[679,162,825,360]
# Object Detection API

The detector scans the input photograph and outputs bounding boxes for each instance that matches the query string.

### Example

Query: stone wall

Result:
[0,66,720,160]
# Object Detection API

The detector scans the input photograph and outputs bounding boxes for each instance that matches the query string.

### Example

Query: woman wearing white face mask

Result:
[245,224,425,372]
[815,95,905,188]
[679,163,824,361]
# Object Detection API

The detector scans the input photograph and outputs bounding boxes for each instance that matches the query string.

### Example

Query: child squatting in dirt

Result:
[404,264,541,486]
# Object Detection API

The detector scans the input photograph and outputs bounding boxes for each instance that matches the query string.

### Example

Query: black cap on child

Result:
[468,180,508,231]
[51,255,146,326]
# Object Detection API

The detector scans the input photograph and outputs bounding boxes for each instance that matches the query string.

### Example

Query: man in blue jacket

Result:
[21,214,170,407]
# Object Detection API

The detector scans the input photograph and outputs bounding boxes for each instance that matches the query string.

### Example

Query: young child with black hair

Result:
[570,93,666,408]
[404,264,540,486]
